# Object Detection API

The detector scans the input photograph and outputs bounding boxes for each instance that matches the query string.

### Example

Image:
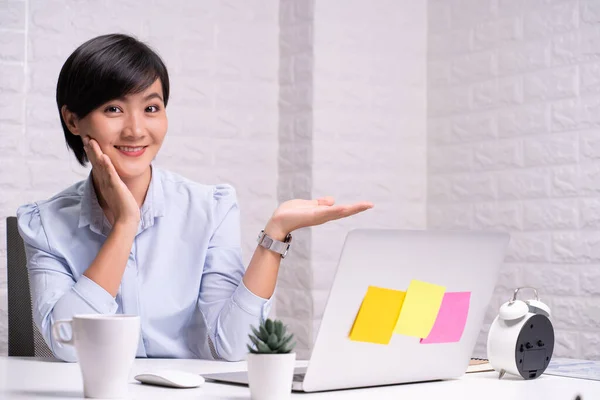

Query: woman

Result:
[16,33,373,362]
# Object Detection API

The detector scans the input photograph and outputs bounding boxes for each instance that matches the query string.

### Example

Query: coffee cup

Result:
[52,314,140,399]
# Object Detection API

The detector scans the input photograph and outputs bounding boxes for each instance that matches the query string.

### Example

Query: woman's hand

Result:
[264,196,374,240]
[83,136,140,227]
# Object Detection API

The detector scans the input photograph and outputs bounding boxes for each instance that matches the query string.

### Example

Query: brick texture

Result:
[2,0,593,363]
[428,0,600,360]
[276,0,315,359]
[278,0,427,358]
[309,0,427,352]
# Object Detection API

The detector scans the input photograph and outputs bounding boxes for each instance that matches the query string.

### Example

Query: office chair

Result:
[6,216,53,357]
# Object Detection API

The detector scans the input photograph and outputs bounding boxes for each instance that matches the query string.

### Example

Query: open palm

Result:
[268,196,374,237]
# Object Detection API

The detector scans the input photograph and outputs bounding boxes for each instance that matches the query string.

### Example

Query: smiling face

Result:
[65,79,168,181]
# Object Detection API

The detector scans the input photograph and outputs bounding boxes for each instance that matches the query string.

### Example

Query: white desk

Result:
[0,357,597,399]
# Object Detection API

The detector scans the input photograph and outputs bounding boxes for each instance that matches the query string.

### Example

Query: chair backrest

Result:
[6,216,53,357]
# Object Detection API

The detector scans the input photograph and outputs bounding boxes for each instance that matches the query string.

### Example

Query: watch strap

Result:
[257,230,292,258]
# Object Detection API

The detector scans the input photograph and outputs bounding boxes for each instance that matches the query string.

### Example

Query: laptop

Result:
[204,228,510,392]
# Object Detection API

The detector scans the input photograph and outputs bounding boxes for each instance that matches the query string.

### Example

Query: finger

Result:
[84,137,103,168]
[314,196,335,206]
[354,201,374,210]
[345,203,373,215]
[101,154,120,181]
[315,202,373,223]
[336,204,370,217]
[318,201,373,214]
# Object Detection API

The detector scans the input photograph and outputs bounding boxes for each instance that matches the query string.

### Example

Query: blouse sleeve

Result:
[16,203,118,362]
[196,184,273,361]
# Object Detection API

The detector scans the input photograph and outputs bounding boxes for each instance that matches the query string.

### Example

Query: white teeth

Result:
[116,146,144,152]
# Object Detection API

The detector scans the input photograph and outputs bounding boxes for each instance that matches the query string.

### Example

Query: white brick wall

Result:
[277,0,315,359]
[276,0,427,359]
[0,0,279,356]
[428,0,600,359]
[3,0,592,363]
[309,0,427,354]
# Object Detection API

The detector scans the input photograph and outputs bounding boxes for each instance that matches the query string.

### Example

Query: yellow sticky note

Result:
[393,280,445,338]
[349,286,405,345]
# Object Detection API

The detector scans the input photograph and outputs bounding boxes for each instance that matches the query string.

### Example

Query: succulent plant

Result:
[247,318,296,354]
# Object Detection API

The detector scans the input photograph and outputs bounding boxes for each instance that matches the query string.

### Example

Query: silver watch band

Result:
[257,230,292,258]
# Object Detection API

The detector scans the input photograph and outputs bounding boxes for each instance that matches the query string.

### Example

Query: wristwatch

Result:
[257,230,293,258]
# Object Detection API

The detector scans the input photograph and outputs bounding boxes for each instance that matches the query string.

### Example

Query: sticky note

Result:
[393,280,445,338]
[349,286,406,345]
[420,291,471,344]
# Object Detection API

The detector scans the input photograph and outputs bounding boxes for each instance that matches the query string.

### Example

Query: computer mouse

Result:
[134,369,205,388]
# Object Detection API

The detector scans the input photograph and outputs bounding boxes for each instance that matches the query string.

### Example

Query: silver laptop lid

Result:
[302,229,509,392]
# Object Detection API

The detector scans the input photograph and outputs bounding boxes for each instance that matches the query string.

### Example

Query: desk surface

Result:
[0,357,597,399]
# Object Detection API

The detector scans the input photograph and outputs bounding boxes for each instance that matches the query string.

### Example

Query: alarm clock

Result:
[487,287,554,379]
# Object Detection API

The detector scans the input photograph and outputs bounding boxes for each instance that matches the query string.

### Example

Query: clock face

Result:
[514,314,555,379]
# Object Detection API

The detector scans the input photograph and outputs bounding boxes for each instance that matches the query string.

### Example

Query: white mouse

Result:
[134,369,205,388]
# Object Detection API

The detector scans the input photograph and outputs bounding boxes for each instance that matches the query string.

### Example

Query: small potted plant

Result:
[246,318,296,400]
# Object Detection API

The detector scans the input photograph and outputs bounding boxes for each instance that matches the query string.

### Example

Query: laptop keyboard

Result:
[293,373,306,382]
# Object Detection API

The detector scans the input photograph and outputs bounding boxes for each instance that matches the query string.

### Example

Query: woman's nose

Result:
[122,112,145,138]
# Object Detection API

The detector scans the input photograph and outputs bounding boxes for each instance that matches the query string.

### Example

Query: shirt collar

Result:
[78,164,165,234]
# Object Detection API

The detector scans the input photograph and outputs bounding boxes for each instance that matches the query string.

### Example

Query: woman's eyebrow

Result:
[143,92,164,102]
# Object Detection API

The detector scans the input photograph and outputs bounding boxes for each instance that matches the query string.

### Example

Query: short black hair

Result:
[56,33,170,166]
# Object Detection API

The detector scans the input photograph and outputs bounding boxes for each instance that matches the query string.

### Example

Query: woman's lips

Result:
[115,146,147,157]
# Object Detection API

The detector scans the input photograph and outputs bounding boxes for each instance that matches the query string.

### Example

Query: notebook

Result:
[544,358,600,381]
[467,358,494,373]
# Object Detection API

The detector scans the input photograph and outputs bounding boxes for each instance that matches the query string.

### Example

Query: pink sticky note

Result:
[420,292,471,344]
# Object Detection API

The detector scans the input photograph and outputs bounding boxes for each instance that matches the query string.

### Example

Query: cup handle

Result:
[52,320,74,346]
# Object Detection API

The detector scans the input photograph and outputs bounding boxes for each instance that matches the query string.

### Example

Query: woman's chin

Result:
[113,163,151,182]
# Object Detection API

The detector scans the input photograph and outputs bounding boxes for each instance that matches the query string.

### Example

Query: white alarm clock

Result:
[487,287,554,380]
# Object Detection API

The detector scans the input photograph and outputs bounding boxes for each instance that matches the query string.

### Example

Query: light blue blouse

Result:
[16,165,272,362]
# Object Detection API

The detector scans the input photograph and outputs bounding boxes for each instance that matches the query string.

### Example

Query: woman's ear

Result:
[61,105,81,136]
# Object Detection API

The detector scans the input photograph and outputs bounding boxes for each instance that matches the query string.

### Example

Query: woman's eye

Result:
[105,106,121,113]
[146,105,160,113]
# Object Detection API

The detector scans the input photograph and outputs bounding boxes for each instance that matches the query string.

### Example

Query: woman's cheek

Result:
[150,114,168,138]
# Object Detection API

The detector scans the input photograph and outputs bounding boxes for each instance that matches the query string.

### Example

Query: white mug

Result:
[52,314,141,399]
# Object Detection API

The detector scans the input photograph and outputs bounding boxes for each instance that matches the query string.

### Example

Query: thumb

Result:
[315,196,335,206]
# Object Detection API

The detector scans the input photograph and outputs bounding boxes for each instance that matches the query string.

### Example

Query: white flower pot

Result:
[247,352,296,400]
